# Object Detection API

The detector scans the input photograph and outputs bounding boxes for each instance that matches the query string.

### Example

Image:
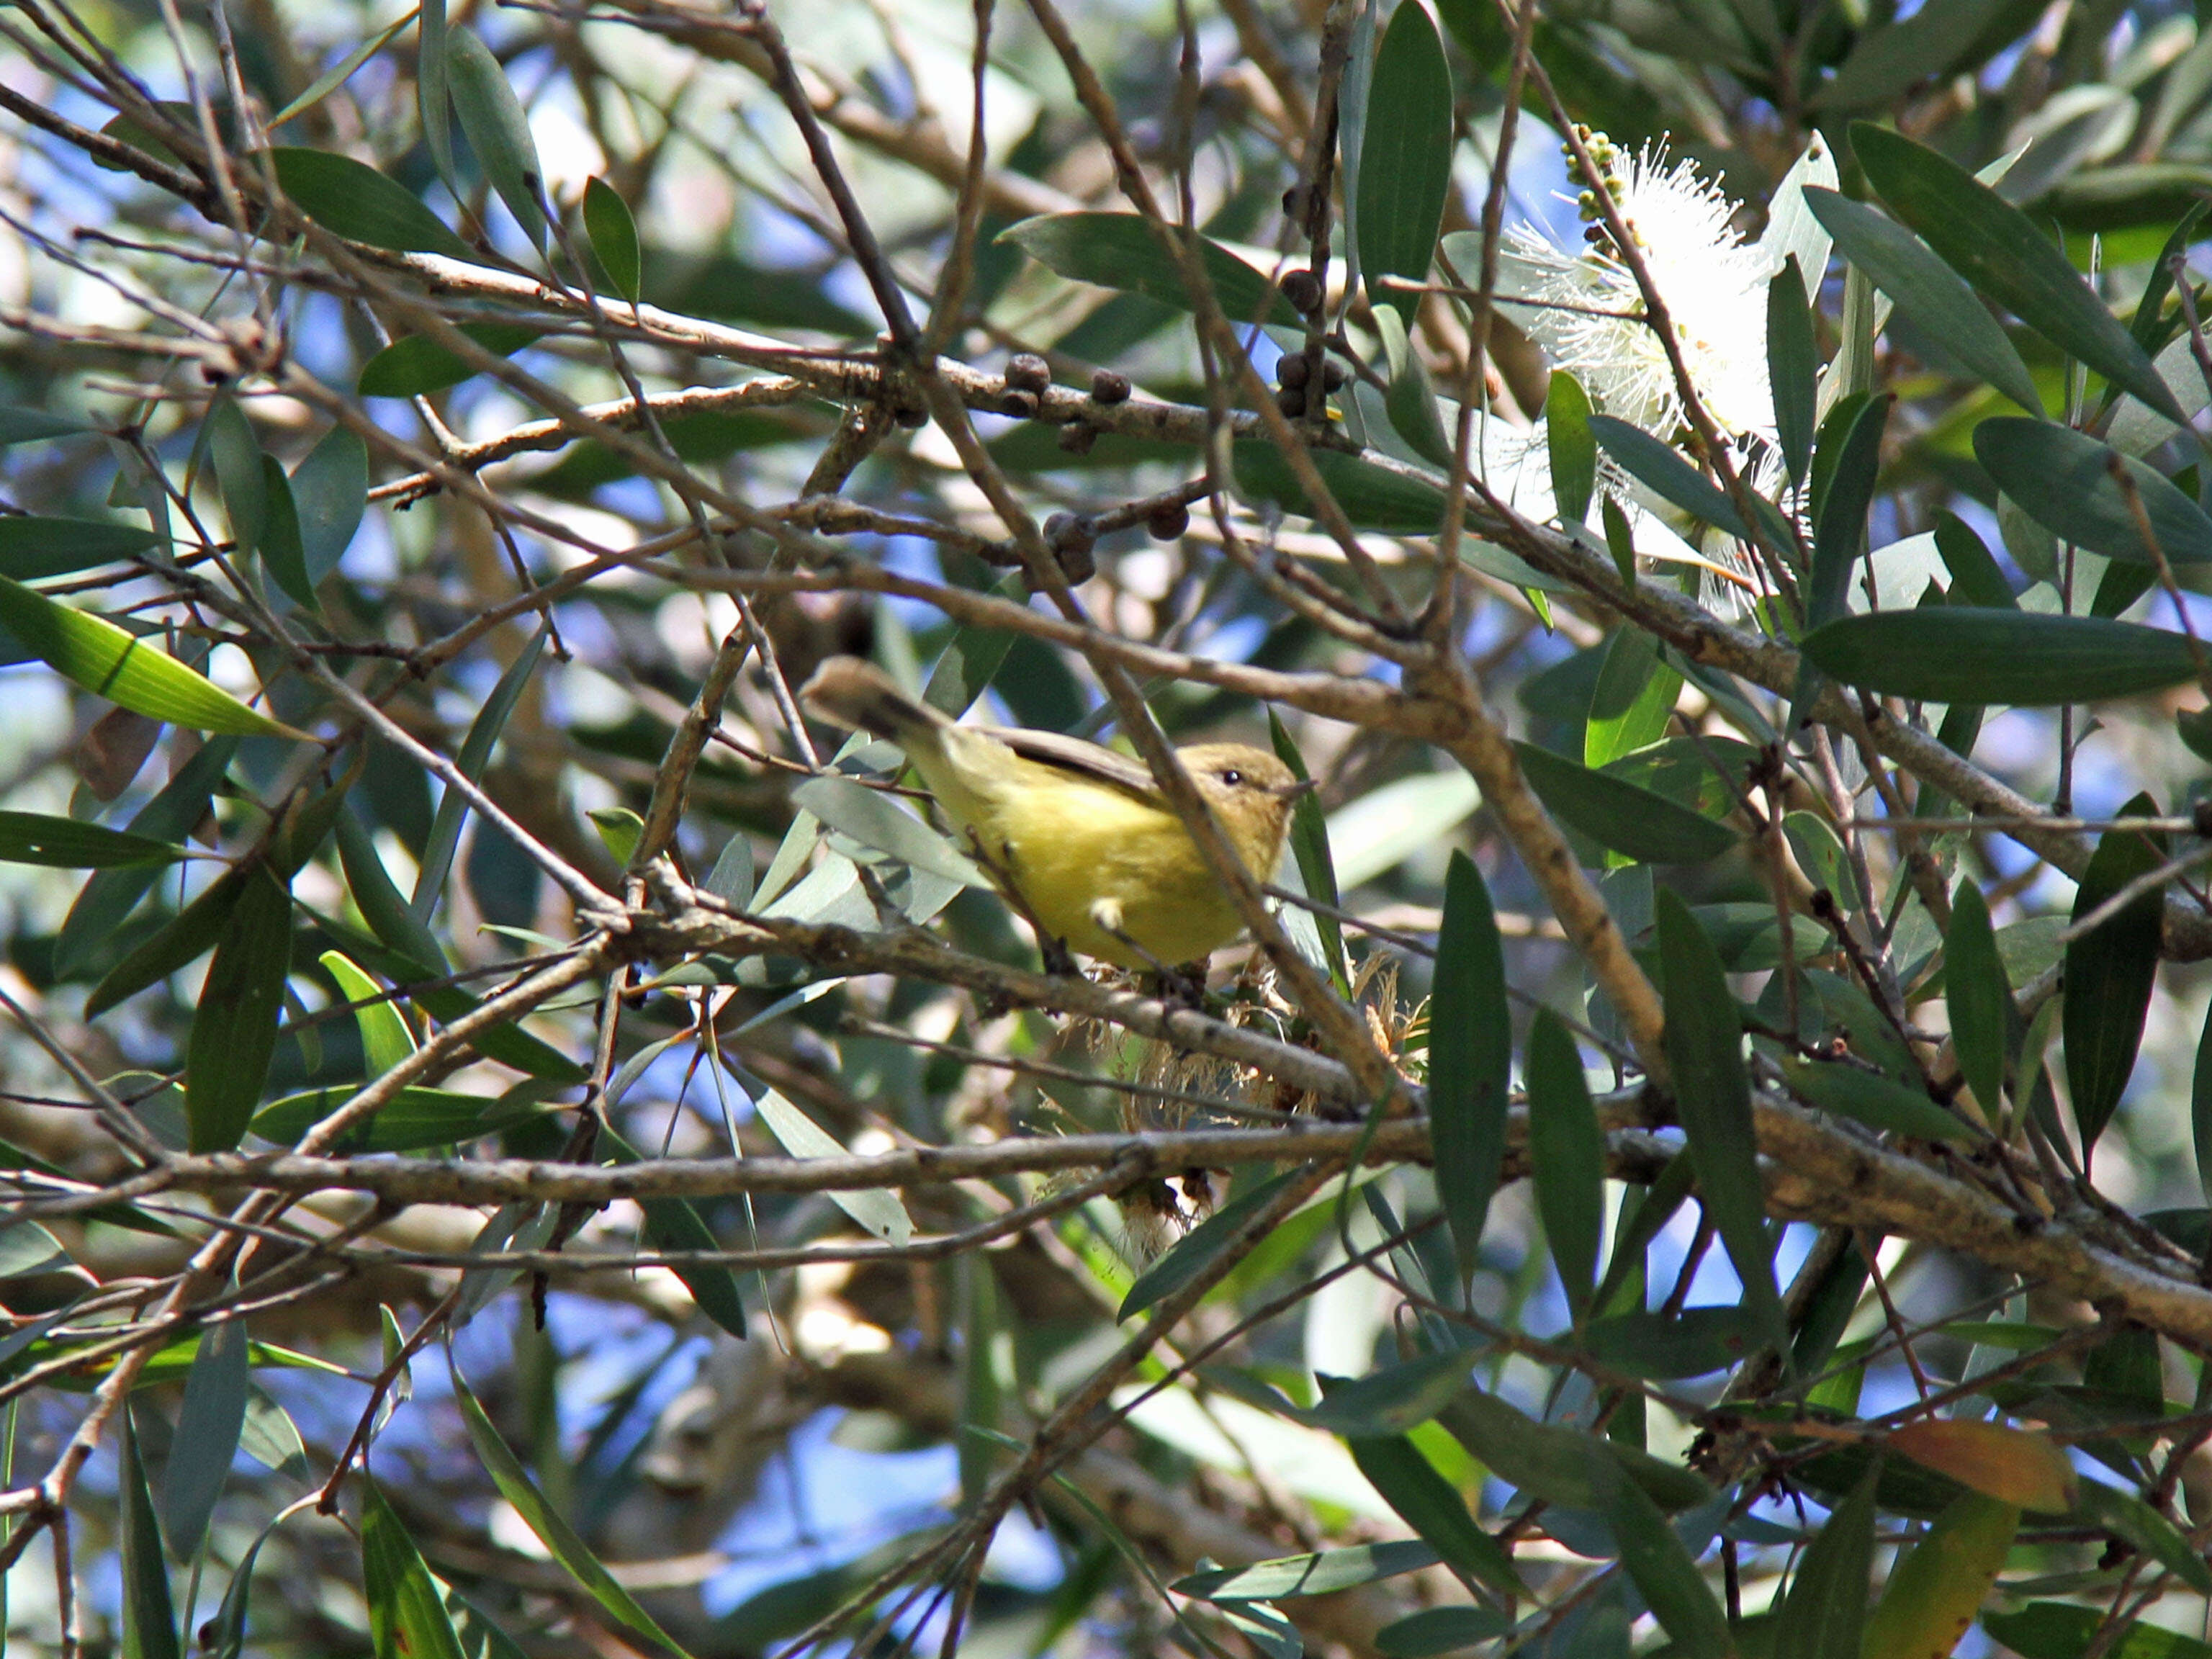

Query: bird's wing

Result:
[994,728,1166,804]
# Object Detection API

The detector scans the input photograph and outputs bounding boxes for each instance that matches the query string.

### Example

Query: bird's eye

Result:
[1219,768,1242,786]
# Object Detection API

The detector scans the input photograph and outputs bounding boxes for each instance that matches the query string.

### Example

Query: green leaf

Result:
[1547,371,1597,527]
[1933,511,2015,608]
[1973,417,2212,566]
[257,456,315,610]
[269,8,419,127]
[1851,122,2184,423]
[1436,1377,1709,1515]
[1294,1352,1473,1437]
[160,1313,248,1560]
[120,1406,181,1659]
[1586,415,1748,541]
[1769,1456,1878,1659]
[791,774,984,889]
[1804,189,2042,417]
[1813,0,2030,109]
[1585,629,1679,770]
[0,407,92,446]
[207,397,266,559]
[0,575,300,737]
[2065,796,2165,1155]
[1269,712,1347,991]
[1580,1305,1760,1379]
[1513,742,1738,865]
[1430,851,1511,1280]
[290,424,367,588]
[0,811,179,869]
[321,949,416,1076]
[1526,1007,1603,1318]
[1375,302,1455,467]
[446,27,547,246]
[1807,392,1889,628]
[1118,1166,1304,1320]
[184,866,295,1153]
[1375,1608,1513,1656]
[753,1088,913,1246]
[357,322,541,397]
[599,1127,749,1340]
[361,1480,467,1659]
[1000,213,1303,328]
[583,176,641,302]
[1986,1602,2212,1659]
[266,146,477,262]
[1357,0,1451,320]
[1779,1058,1978,1141]
[1233,441,1452,534]
[412,621,546,919]
[1799,608,2201,705]
[1656,889,1782,1349]
[2073,1478,2212,1594]
[446,1357,683,1653]
[250,1084,547,1152]
[1768,258,1819,487]
[1946,880,2013,1120]
[60,737,238,981]
[84,872,246,1019]
[1344,1431,1522,1596]
[1173,1541,1440,1601]
[416,0,456,195]
[0,515,161,580]
[1602,1457,1733,1658]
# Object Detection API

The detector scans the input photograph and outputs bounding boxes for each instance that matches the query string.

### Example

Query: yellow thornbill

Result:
[800,657,1311,971]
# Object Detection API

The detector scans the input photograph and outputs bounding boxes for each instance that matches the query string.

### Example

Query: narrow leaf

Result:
[1768,257,1819,486]
[1974,417,2212,567]
[1808,394,1889,629]
[599,1127,749,1339]
[447,1357,682,1652]
[1887,1419,2076,1514]
[161,1315,249,1560]
[411,621,546,919]
[266,147,476,262]
[0,515,161,580]
[1357,0,1452,320]
[2065,796,2165,1154]
[1588,415,1750,541]
[360,1480,467,1659]
[1526,1007,1603,1317]
[1547,370,1596,527]
[754,1088,912,1246]
[1375,1609,1513,1656]
[1859,1492,2019,1659]
[1344,1431,1522,1596]
[1804,189,2043,416]
[1294,1351,1473,1437]
[1771,1457,1878,1659]
[184,866,295,1153]
[1656,889,1783,1348]
[1514,742,1738,865]
[1946,880,2013,1120]
[1430,851,1511,1280]
[1851,122,2184,422]
[290,424,367,587]
[120,1406,182,1659]
[1800,608,2201,705]
[582,176,641,302]
[1120,1166,1304,1321]
[446,28,547,246]
[357,322,541,398]
[1780,1058,1979,1142]
[0,812,179,869]
[1172,1541,1439,1602]
[257,457,314,609]
[1001,213,1303,327]
[0,574,299,737]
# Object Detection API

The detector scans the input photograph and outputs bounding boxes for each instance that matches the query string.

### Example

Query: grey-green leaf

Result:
[1799,608,2201,705]
[1357,0,1452,321]
[1974,417,2212,567]
[1656,889,1783,1349]
[1768,257,1818,487]
[2065,795,2165,1155]
[583,176,642,302]
[1513,742,1739,866]
[1588,415,1749,541]
[1770,1456,1878,1659]
[1804,188,2042,417]
[1946,879,2013,1120]
[1780,1058,1979,1142]
[1343,1431,1522,1596]
[1430,850,1511,1280]
[0,811,179,869]
[1547,371,1596,527]
[361,1480,467,1659]
[1172,1541,1440,1602]
[161,1313,249,1560]
[1851,122,2184,423]
[1001,213,1303,328]
[290,424,368,588]
[445,27,547,246]
[267,146,477,262]
[0,515,161,580]
[184,866,294,1153]
[121,1406,182,1659]
[1526,1007,1603,1316]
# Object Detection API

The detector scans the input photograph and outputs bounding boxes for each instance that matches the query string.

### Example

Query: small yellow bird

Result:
[800,657,1311,971]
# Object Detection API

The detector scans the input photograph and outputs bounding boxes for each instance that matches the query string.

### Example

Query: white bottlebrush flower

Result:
[1501,138,1777,444]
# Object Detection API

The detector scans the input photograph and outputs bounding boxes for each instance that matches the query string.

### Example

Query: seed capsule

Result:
[1004,352,1051,392]
[1146,501,1190,541]
[1280,269,1323,313]
[1090,367,1132,404]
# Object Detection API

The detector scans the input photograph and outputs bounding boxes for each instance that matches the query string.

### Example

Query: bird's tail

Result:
[801,657,948,743]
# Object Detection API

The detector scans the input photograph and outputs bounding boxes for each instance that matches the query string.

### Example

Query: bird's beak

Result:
[1280,777,1320,801]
